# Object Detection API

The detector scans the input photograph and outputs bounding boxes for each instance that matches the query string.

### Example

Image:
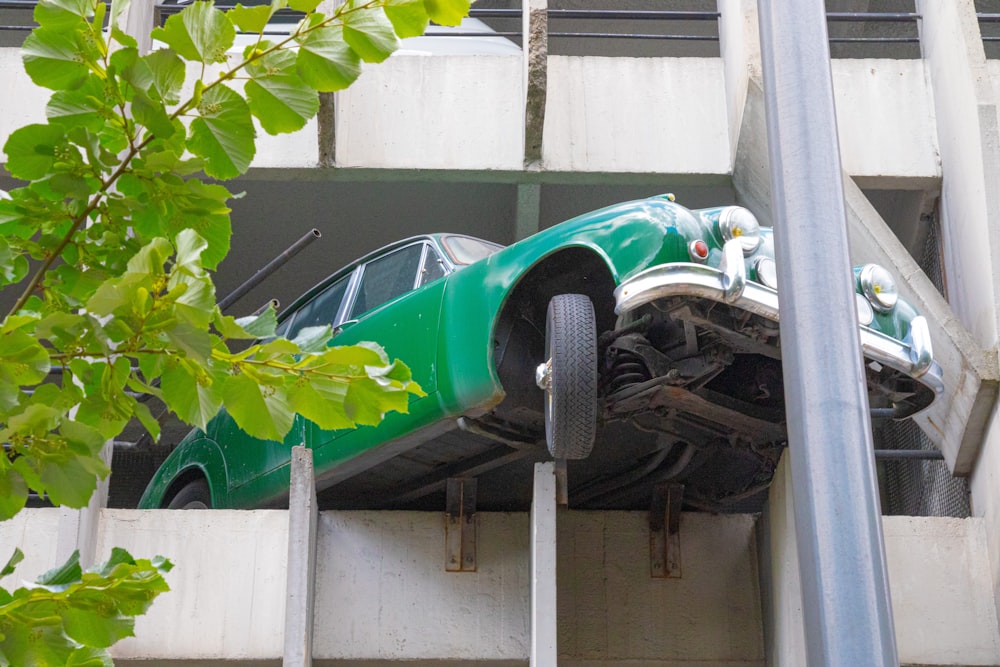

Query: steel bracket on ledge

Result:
[445,477,478,572]
[650,483,683,578]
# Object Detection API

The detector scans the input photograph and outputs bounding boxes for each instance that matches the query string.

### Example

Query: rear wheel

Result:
[167,479,212,509]
[536,294,598,459]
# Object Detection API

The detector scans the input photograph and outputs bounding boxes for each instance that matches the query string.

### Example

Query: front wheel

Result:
[166,479,212,509]
[536,294,598,460]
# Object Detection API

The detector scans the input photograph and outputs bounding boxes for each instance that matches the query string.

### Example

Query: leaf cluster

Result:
[0,547,173,665]
[0,0,467,518]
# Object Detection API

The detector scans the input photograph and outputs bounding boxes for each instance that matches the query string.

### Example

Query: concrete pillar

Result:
[717,0,760,169]
[917,0,1000,349]
[530,461,557,666]
[283,446,318,667]
[56,441,113,569]
[523,0,548,166]
[112,0,155,54]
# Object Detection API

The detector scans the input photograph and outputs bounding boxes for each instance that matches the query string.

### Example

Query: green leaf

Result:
[46,74,110,131]
[0,237,29,285]
[296,25,362,92]
[342,4,399,63]
[22,27,91,90]
[288,376,353,430]
[151,0,236,64]
[0,467,28,521]
[223,370,293,441]
[61,606,135,648]
[384,0,430,38]
[290,325,331,353]
[288,0,322,12]
[424,0,470,26]
[188,84,256,179]
[232,307,278,338]
[132,400,161,441]
[1,548,24,578]
[109,0,132,32]
[3,123,66,181]
[33,0,92,30]
[161,358,223,430]
[140,49,186,106]
[228,3,275,33]
[37,550,83,588]
[0,329,52,386]
[246,50,319,135]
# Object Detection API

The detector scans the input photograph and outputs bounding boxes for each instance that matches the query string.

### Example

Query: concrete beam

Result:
[733,74,999,474]
[530,462,557,666]
[283,446,318,667]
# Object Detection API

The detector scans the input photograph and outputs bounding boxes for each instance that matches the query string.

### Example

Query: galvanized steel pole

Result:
[756,1,898,664]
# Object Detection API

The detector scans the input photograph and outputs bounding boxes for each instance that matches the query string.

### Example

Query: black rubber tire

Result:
[542,294,598,460]
[166,479,212,509]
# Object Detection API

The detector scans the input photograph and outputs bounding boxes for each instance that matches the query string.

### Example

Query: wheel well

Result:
[162,468,210,508]
[493,247,615,417]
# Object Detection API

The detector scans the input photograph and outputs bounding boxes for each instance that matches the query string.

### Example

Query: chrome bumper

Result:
[613,240,944,398]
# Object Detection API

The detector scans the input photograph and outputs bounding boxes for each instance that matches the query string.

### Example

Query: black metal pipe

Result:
[826,12,920,22]
[549,32,719,41]
[546,10,721,21]
[979,13,1000,23]
[874,449,945,460]
[218,228,321,313]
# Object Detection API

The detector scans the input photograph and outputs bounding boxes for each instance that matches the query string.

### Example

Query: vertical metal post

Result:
[530,462,558,666]
[284,446,318,667]
[756,2,898,665]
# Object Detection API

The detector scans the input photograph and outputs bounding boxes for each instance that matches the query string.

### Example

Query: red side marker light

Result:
[689,239,709,262]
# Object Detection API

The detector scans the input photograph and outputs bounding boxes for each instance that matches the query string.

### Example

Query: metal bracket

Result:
[650,483,684,578]
[445,477,477,572]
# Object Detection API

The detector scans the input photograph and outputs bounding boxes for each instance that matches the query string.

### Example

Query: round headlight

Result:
[718,206,761,254]
[859,264,898,312]
[855,293,874,326]
[754,257,777,289]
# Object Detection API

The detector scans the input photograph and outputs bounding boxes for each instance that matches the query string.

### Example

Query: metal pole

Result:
[218,228,321,312]
[756,1,898,665]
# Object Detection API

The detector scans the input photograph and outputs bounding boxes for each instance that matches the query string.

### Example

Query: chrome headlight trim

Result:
[718,206,762,254]
[754,257,777,289]
[855,293,874,326]
[859,264,899,312]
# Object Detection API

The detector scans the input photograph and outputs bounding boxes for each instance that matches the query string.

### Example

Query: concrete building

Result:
[2,0,1000,664]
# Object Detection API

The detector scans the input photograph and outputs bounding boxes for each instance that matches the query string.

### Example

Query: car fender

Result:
[137,435,230,508]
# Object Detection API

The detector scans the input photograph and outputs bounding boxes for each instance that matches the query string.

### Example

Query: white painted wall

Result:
[542,56,732,175]
[0,48,49,153]
[832,59,940,184]
[335,55,524,171]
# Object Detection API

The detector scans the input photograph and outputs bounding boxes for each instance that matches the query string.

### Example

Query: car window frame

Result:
[343,240,446,320]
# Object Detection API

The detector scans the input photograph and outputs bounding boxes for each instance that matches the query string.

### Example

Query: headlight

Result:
[718,206,761,254]
[754,257,777,289]
[855,293,874,325]
[859,264,898,312]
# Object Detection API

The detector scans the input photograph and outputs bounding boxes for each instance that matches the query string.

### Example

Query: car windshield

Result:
[440,236,504,266]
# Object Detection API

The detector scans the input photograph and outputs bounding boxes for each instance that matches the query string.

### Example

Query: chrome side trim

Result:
[613,260,945,397]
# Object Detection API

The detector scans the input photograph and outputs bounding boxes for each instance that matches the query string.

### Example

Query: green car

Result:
[138,195,943,512]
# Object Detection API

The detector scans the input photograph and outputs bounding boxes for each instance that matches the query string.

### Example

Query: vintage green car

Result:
[138,195,943,511]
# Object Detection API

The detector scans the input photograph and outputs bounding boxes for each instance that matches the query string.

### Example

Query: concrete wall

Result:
[832,59,940,185]
[761,456,1000,667]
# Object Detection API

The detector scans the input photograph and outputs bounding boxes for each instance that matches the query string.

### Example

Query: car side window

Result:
[286,276,350,340]
[349,243,425,319]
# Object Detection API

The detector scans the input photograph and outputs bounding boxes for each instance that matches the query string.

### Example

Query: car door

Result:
[215,274,354,504]
[307,241,448,459]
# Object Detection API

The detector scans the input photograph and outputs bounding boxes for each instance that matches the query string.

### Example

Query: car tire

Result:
[540,293,598,460]
[166,479,212,509]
